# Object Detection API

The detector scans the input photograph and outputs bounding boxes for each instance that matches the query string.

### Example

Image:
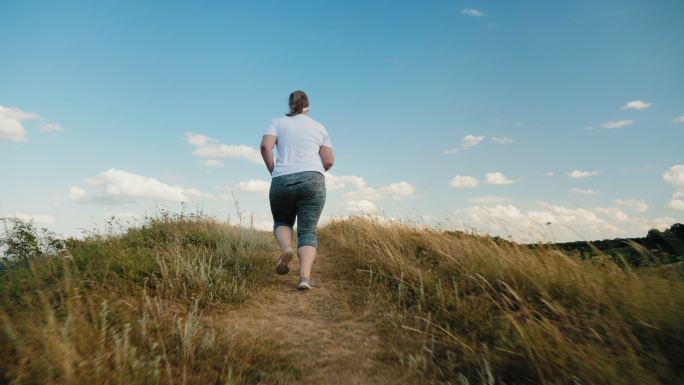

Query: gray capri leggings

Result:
[269,171,326,248]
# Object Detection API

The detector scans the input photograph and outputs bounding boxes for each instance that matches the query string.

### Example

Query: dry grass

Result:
[319,217,684,385]
[3,213,683,384]
[0,213,298,385]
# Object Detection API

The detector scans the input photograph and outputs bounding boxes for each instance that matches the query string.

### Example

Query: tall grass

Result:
[319,218,684,385]
[0,213,299,385]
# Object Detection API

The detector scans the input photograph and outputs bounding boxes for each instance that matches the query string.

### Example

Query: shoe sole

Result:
[276,249,294,275]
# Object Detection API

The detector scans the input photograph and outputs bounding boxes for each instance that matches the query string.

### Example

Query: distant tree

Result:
[0,217,65,266]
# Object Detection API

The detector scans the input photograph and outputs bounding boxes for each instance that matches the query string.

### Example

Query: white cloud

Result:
[546,172,555,177]
[462,134,485,149]
[325,173,366,191]
[663,165,684,210]
[342,186,383,202]
[485,172,514,185]
[567,170,599,179]
[491,136,513,144]
[621,100,652,111]
[601,120,634,129]
[616,199,648,213]
[461,8,484,17]
[236,179,271,195]
[378,182,415,199]
[673,115,684,124]
[451,202,676,242]
[71,168,210,204]
[443,134,485,154]
[68,186,87,201]
[0,105,40,141]
[3,212,56,224]
[468,195,509,204]
[39,123,64,133]
[0,105,63,141]
[570,188,599,195]
[669,194,684,211]
[450,175,479,188]
[344,199,377,214]
[184,132,262,165]
[663,164,684,189]
[325,173,414,213]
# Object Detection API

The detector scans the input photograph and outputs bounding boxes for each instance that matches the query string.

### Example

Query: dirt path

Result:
[221,252,420,385]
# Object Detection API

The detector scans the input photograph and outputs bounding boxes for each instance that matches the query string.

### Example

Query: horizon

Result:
[2,1,684,242]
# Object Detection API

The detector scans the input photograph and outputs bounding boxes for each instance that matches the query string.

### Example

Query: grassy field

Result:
[0,213,298,385]
[2,214,683,384]
[319,218,684,385]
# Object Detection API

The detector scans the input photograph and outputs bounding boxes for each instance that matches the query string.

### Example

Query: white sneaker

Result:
[298,277,312,290]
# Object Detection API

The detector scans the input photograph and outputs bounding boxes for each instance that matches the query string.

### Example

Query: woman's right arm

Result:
[319,146,334,171]
[260,135,277,174]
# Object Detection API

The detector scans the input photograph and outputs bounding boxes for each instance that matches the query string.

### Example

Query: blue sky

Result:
[2,0,683,242]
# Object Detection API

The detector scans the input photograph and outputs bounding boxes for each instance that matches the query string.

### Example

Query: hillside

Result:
[1,214,683,384]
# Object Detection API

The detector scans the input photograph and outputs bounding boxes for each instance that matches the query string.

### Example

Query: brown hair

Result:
[286,90,310,117]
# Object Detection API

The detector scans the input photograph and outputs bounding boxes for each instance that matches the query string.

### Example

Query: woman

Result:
[260,90,334,290]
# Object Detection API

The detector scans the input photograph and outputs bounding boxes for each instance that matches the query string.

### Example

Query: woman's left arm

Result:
[260,135,277,174]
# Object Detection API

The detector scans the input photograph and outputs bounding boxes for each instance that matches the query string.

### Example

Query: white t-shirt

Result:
[264,114,333,178]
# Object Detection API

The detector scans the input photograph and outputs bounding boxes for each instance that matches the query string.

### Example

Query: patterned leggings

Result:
[269,171,326,248]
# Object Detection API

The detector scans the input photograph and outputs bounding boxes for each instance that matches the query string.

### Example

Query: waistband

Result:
[272,170,324,182]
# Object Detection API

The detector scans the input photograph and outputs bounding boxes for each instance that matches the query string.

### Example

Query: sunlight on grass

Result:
[319,217,684,385]
[0,212,298,385]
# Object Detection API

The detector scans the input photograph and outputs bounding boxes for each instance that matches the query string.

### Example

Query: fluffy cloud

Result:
[491,136,513,144]
[184,132,262,165]
[236,179,271,195]
[663,165,684,210]
[70,169,210,204]
[443,134,485,154]
[325,173,366,191]
[378,182,415,199]
[2,212,56,224]
[0,105,63,141]
[341,182,414,202]
[674,115,684,124]
[669,193,684,211]
[571,188,599,195]
[567,170,599,179]
[452,202,675,242]
[616,199,648,213]
[344,199,377,214]
[68,186,87,201]
[325,173,414,213]
[663,165,684,189]
[450,175,479,188]
[0,105,40,141]
[461,8,484,17]
[601,120,634,129]
[462,134,485,149]
[485,172,514,185]
[621,100,651,111]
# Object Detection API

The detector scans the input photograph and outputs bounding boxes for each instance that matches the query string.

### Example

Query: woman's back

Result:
[265,114,332,178]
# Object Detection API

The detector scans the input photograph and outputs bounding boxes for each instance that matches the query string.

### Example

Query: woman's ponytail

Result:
[286,90,310,116]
